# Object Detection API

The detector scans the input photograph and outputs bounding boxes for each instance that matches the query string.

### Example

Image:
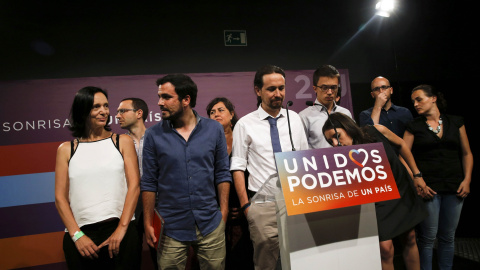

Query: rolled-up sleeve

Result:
[141,128,158,192]
[214,122,232,185]
[230,120,249,171]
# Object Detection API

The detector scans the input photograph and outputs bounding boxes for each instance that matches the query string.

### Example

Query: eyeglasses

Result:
[116,109,137,115]
[372,85,391,92]
[315,84,339,92]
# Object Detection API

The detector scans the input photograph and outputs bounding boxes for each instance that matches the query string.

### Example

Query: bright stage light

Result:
[376,0,395,17]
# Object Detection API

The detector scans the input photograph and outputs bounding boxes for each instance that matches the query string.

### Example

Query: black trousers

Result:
[63,219,141,270]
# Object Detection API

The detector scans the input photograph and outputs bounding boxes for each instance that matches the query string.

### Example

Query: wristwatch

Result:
[241,202,251,212]
[413,172,423,178]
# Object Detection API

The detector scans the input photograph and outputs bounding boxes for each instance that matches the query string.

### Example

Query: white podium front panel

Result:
[277,199,381,270]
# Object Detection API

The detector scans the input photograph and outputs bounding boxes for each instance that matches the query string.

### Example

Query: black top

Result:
[406,114,465,193]
[365,126,427,241]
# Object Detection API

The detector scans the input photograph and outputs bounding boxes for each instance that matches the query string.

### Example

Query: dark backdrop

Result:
[1,0,477,236]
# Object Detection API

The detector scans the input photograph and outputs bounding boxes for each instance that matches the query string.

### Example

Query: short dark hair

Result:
[313,65,341,98]
[412,84,447,113]
[253,65,286,107]
[121,97,149,122]
[69,86,111,138]
[205,97,239,128]
[313,65,340,85]
[156,74,198,108]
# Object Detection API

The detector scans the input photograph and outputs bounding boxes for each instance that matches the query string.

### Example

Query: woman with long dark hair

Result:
[322,112,427,270]
[55,86,141,269]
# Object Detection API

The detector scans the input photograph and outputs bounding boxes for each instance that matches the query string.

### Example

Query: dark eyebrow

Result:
[266,85,285,90]
[159,93,174,98]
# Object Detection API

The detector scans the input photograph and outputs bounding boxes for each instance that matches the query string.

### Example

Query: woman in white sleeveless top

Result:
[55,86,141,269]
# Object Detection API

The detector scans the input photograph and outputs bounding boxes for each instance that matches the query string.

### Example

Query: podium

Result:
[252,173,382,270]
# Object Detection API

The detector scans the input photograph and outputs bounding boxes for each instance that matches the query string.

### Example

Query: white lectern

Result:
[251,173,382,270]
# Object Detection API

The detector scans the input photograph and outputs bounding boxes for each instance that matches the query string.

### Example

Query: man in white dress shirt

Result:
[230,65,308,269]
[299,64,353,149]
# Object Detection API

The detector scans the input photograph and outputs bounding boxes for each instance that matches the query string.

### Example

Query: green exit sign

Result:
[224,30,247,46]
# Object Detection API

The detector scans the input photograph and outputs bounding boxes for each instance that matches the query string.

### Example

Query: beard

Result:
[161,105,183,121]
[268,98,283,110]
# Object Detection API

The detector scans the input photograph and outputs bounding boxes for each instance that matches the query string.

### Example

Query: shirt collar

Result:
[388,103,399,111]
[126,131,145,141]
[257,105,285,120]
[314,100,337,112]
[193,110,202,124]
[167,110,202,128]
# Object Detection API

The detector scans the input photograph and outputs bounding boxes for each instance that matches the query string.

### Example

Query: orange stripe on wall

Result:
[0,231,65,270]
[0,142,62,177]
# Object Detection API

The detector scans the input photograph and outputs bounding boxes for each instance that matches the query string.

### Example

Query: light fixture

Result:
[375,0,395,17]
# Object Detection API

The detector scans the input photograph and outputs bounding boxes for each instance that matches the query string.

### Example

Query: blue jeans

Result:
[416,193,464,270]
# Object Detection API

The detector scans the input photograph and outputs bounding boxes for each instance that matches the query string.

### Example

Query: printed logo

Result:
[349,149,368,167]
[275,143,400,216]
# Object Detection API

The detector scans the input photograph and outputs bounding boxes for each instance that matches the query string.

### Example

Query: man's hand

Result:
[144,224,157,248]
[228,207,243,221]
[374,92,389,109]
[244,206,249,217]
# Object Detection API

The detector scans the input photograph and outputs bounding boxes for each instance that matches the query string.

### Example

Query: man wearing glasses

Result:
[359,76,413,138]
[299,64,353,149]
[116,97,148,178]
[116,98,156,267]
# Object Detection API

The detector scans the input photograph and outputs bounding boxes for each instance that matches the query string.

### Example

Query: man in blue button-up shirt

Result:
[359,76,413,138]
[141,73,231,269]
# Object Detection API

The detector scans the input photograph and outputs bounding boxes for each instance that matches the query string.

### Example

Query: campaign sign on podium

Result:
[274,142,400,216]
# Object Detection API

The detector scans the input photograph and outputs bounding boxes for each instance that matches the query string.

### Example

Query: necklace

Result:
[426,117,443,134]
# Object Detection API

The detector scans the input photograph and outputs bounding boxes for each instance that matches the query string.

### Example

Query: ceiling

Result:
[0,1,474,83]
